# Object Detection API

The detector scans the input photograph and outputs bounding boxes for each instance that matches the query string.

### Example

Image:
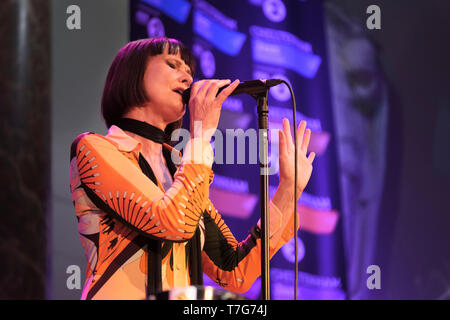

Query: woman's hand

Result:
[188,79,240,141]
[278,118,316,200]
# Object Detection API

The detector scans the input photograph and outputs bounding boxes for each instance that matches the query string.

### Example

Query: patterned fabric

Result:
[69,125,297,299]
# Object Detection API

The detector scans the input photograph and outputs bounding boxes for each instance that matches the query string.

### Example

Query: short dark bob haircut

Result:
[101,37,195,133]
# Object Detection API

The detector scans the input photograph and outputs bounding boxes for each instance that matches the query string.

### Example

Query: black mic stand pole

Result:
[253,89,270,300]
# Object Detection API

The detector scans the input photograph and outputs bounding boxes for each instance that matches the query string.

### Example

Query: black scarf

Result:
[113,118,171,144]
[113,118,203,297]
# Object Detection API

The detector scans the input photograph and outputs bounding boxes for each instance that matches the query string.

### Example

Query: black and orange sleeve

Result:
[71,133,214,242]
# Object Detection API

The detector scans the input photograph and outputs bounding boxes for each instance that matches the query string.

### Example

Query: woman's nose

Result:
[180,71,193,86]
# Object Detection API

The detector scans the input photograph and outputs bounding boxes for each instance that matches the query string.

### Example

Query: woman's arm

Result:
[201,199,298,294]
[201,118,315,294]
[70,79,240,243]
[71,132,214,242]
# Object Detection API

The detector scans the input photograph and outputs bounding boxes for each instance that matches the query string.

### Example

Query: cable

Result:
[280,80,298,300]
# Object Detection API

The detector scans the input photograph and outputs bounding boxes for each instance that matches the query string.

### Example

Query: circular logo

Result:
[262,0,286,23]
[147,17,165,38]
[270,74,291,102]
[200,50,216,78]
[281,236,305,263]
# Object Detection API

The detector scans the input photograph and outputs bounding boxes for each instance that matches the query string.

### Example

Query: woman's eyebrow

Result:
[167,57,193,76]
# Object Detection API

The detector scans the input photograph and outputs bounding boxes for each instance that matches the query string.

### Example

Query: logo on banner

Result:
[262,0,286,22]
[193,1,246,56]
[271,268,346,300]
[250,25,321,79]
[140,0,191,23]
[200,50,216,78]
[252,70,291,102]
[192,42,216,78]
[281,236,305,263]
[209,174,258,219]
[269,74,291,102]
[147,17,165,37]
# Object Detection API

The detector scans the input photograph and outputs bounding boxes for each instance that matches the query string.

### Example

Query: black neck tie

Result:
[113,118,171,144]
[113,117,177,177]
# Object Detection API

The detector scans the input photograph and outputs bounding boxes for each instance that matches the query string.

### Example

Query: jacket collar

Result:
[105,125,183,164]
[105,125,143,157]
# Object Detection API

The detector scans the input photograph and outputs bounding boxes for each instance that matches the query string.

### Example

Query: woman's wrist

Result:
[271,183,297,215]
[280,177,304,195]
[278,178,295,192]
[190,118,218,143]
[278,179,303,200]
[181,137,214,167]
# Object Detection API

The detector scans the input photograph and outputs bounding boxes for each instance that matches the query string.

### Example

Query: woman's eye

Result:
[167,62,176,69]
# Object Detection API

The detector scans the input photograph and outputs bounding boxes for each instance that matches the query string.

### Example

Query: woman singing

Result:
[69,37,315,300]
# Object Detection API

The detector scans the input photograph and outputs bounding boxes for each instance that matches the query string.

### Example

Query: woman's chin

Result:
[177,104,187,118]
[168,104,186,122]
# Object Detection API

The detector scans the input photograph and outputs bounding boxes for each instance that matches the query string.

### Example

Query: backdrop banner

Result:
[130,0,347,300]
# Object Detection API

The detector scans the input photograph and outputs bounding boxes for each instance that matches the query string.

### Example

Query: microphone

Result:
[182,79,283,105]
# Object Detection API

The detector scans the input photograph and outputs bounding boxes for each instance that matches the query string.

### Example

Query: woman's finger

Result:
[307,151,316,164]
[189,80,206,100]
[278,129,288,157]
[296,121,307,152]
[216,79,240,104]
[282,118,293,150]
[191,80,210,104]
[301,128,311,155]
[205,79,231,103]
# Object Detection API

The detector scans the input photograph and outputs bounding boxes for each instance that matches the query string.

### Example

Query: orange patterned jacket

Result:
[69,125,298,299]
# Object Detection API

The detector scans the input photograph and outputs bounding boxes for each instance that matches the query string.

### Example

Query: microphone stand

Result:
[253,89,270,301]
[183,79,289,300]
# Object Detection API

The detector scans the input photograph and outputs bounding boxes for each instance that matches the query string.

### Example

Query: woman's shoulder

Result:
[70,132,115,160]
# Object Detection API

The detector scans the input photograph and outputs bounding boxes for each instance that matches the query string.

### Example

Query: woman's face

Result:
[142,45,193,124]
